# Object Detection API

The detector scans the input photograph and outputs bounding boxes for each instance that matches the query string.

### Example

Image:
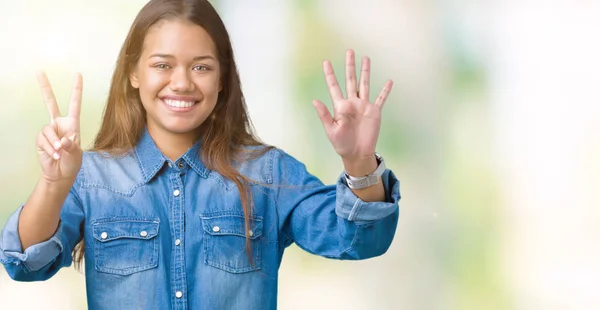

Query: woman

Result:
[0,0,400,309]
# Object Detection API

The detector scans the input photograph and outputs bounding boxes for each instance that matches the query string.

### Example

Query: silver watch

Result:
[344,153,386,189]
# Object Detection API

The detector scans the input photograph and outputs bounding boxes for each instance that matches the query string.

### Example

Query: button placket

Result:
[169,169,187,309]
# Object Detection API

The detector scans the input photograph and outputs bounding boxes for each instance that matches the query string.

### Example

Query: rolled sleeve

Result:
[335,169,401,224]
[0,205,64,272]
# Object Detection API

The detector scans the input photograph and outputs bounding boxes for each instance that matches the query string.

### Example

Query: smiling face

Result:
[129,18,221,144]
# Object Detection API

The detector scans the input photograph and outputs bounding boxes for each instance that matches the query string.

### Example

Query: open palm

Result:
[313,49,393,162]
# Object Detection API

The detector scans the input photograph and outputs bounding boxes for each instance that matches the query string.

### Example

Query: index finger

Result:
[35,71,61,121]
[68,72,83,119]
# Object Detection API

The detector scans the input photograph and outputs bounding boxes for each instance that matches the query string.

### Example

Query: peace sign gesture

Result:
[313,49,393,164]
[35,71,83,184]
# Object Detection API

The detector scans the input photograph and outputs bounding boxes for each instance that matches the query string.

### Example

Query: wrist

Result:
[343,153,386,190]
[342,155,378,177]
[38,177,74,195]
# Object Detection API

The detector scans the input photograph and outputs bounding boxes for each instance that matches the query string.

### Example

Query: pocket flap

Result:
[201,214,263,239]
[92,218,160,242]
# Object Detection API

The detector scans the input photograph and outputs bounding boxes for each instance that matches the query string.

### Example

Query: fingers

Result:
[60,136,80,153]
[42,125,62,152]
[374,80,393,109]
[60,136,83,163]
[36,71,61,122]
[323,60,343,101]
[345,50,358,98]
[312,100,334,133]
[358,56,371,101]
[68,73,83,119]
[38,128,61,160]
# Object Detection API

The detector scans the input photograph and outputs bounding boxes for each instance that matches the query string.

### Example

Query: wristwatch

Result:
[344,153,386,189]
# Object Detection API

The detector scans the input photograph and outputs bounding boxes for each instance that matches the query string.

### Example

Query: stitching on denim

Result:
[91,218,160,224]
[81,182,144,197]
[207,172,233,190]
[133,147,147,181]
[347,198,363,221]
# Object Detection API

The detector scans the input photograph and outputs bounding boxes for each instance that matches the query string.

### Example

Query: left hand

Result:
[313,49,393,164]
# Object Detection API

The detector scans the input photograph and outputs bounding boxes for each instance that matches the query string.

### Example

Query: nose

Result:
[169,68,195,92]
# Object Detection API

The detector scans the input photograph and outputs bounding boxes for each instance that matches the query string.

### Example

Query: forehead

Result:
[142,18,217,57]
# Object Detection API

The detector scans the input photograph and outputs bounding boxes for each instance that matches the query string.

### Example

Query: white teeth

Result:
[164,99,196,108]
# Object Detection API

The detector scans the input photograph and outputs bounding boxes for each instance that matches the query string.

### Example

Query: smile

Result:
[164,99,197,108]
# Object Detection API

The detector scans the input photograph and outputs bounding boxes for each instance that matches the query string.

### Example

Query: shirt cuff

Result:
[0,205,64,272]
[335,169,401,224]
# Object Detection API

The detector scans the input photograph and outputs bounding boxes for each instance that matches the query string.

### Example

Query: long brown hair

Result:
[73,0,271,269]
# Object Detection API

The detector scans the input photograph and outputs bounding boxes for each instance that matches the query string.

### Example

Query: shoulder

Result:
[245,147,313,185]
[227,146,306,184]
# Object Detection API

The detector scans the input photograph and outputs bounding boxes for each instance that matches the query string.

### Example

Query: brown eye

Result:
[193,65,209,71]
[155,64,170,69]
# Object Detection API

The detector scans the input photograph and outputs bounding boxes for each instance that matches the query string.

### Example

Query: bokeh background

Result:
[1,0,599,309]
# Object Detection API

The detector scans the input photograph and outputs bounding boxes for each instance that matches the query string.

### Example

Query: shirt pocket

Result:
[201,213,263,274]
[91,217,160,275]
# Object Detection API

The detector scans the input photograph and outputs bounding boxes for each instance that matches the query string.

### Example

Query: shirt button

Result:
[177,161,185,168]
[173,189,180,196]
[175,291,183,299]
[140,231,148,237]
[212,226,220,232]
[175,239,181,246]
[248,230,253,237]
[100,232,108,239]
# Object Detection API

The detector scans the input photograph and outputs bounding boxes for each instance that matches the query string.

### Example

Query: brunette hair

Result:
[72,0,270,269]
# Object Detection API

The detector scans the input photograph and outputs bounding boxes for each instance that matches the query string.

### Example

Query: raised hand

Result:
[35,71,83,184]
[312,49,393,165]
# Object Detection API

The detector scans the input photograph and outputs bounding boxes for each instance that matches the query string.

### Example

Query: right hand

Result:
[35,71,83,184]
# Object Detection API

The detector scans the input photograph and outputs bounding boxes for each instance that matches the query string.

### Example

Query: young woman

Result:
[0,0,400,309]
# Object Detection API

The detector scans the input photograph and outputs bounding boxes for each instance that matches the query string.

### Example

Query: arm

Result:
[278,49,399,259]
[275,150,400,260]
[0,176,85,281]
[0,71,85,281]
[19,178,75,251]
[312,49,394,204]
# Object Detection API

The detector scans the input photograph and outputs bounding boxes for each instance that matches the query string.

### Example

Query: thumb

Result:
[312,100,334,134]
[60,136,82,157]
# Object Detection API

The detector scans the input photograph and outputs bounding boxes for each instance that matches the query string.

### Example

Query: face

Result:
[129,18,221,142]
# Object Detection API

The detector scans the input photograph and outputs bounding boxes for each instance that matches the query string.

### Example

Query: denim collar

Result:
[134,127,209,183]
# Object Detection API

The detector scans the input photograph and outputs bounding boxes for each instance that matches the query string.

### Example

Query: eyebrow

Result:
[148,53,216,61]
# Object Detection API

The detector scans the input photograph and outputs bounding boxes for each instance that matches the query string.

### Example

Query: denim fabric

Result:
[0,128,401,309]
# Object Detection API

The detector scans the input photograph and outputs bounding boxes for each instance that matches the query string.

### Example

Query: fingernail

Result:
[53,141,61,150]
[52,152,60,160]
[68,134,76,142]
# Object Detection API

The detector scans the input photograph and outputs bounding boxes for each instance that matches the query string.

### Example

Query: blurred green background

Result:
[1,1,599,309]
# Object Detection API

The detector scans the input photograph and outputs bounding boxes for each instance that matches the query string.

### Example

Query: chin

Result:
[163,120,206,135]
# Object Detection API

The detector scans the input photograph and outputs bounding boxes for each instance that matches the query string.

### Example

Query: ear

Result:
[129,68,140,89]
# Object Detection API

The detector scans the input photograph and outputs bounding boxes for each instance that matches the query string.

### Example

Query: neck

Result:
[147,125,201,161]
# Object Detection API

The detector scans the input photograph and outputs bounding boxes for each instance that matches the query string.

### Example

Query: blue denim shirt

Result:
[0,129,401,310]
